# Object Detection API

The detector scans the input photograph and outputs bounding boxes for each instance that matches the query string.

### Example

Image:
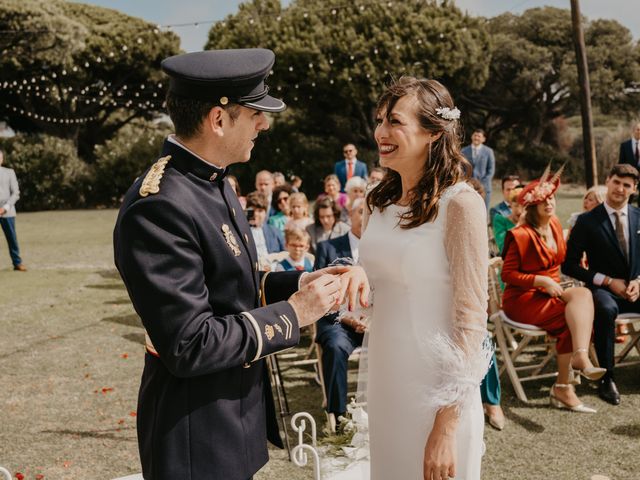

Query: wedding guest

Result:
[245,191,285,267]
[462,129,496,210]
[493,185,525,253]
[317,174,348,209]
[334,143,368,192]
[618,122,640,167]
[273,171,286,187]
[275,228,313,272]
[340,175,367,223]
[567,185,607,229]
[255,169,275,216]
[290,175,303,192]
[267,184,293,233]
[314,198,366,426]
[502,167,605,414]
[306,197,350,254]
[285,192,313,232]
[226,174,246,209]
[563,164,640,405]
[0,149,26,271]
[490,174,521,222]
[368,166,386,184]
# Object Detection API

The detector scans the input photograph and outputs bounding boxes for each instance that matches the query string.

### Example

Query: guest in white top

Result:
[0,149,26,271]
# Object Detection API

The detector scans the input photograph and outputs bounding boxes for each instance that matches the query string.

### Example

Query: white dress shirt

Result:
[348,230,360,263]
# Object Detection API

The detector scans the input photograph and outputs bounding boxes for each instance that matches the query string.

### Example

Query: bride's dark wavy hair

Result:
[367,77,469,229]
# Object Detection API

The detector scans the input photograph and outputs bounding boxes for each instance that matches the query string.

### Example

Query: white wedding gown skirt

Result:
[359,183,486,480]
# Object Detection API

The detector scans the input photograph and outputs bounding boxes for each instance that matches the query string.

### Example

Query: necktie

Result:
[347,161,354,180]
[614,211,628,260]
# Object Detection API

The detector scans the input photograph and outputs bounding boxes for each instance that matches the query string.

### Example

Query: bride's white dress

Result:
[358,182,490,480]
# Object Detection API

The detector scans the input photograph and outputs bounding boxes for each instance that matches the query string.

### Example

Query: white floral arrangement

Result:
[435,106,461,121]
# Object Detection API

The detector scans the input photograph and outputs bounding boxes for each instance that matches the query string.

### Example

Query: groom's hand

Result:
[288,274,342,327]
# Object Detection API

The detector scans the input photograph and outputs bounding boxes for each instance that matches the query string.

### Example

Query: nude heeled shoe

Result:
[569,348,606,385]
[549,383,597,413]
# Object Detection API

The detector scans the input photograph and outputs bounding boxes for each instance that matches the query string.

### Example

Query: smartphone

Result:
[246,208,255,222]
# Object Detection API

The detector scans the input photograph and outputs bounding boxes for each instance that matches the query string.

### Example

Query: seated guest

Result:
[267,184,293,233]
[340,176,367,223]
[285,192,313,231]
[306,197,350,254]
[367,166,386,185]
[493,185,525,253]
[275,228,313,272]
[273,171,287,187]
[502,166,605,413]
[318,174,348,209]
[290,175,303,192]
[567,185,607,230]
[562,164,640,405]
[490,174,521,222]
[245,191,284,268]
[314,199,366,422]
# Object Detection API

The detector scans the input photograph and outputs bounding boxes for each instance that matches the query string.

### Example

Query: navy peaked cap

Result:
[161,48,286,112]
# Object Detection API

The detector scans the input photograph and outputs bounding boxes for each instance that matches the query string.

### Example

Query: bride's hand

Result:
[423,408,458,480]
[336,266,370,311]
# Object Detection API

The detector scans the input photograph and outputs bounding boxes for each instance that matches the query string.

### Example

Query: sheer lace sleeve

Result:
[427,188,493,412]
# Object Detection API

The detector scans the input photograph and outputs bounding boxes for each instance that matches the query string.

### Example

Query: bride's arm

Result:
[423,189,491,479]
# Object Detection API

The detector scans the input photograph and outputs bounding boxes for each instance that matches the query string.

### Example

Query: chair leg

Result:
[493,317,529,402]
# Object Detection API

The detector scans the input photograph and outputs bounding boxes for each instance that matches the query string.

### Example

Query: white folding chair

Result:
[488,257,558,403]
[614,313,640,367]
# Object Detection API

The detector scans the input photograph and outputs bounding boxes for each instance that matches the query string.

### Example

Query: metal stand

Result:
[0,467,11,480]
[267,354,293,456]
[291,412,321,480]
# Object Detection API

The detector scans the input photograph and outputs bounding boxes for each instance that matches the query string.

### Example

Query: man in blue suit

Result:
[334,143,368,192]
[618,122,640,206]
[562,164,640,406]
[314,198,366,423]
[462,129,495,210]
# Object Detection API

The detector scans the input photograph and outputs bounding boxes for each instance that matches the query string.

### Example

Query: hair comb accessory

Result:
[435,106,461,121]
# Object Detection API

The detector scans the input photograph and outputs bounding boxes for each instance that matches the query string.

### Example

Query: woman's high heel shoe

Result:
[549,384,597,413]
[570,347,606,384]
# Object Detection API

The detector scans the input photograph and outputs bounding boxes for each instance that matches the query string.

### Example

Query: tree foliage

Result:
[0,0,180,160]
[206,0,491,193]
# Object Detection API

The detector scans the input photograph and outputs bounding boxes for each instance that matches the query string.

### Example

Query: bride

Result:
[358,77,491,480]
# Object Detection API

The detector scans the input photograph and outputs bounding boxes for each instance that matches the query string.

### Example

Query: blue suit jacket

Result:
[334,160,368,192]
[562,203,640,285]
[314,233,352,270]
[461,144,495,194]
[619,139,638,167]
[262,224,285,253]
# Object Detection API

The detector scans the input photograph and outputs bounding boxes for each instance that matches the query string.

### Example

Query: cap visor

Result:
[242,94,286,113]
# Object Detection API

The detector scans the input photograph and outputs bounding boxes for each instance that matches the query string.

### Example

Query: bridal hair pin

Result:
[435,106,461,121]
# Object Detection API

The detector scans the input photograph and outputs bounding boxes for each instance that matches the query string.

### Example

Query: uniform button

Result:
[210,173,218,181]
[244,233,249,243]
[255,261,259,272]
[232,208,236,217]
[243,362,251,369]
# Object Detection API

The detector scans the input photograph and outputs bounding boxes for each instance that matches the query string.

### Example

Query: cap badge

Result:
[265,324,275,341]
[220,96,229,105]
[221,224,242,256]
[139,155,171,197]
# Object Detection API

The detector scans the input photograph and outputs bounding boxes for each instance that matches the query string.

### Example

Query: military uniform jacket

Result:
[113,139,303,480]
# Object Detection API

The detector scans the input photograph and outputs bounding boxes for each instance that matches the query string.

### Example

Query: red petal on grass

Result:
[117,419,125,424]
[36,475,45,480]
[63,461,72,468]
[129,411,137,417]
[15,473,24,480]
[121,353,129,359]
[101,387,114,394]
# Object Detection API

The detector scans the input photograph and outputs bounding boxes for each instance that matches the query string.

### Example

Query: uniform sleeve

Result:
[115,197,300,378]
[501,231,536,287]
[427,190,493,412]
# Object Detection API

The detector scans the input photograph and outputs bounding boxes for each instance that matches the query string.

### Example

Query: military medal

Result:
[221,224,242,256]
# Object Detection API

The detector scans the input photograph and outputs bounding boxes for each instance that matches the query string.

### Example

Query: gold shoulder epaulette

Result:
[139,155,171,197]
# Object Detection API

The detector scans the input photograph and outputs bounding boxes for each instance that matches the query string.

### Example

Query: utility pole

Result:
[570,0,598,187]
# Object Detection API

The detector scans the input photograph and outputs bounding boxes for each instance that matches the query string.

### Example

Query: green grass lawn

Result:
[0,189,638,480]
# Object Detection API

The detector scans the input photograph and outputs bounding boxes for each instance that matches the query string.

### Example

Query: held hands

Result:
[340,314,368,333]
[607,278,640,302]
[625,280,640,302]
[291,265,371,327]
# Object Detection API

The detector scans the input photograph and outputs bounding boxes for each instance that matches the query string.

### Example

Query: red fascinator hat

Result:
[518,164,564,207]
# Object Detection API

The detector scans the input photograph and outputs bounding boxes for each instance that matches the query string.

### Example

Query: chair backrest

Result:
[487,256,504,316]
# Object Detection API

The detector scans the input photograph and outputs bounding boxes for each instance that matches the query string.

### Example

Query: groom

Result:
[114,49,368,480]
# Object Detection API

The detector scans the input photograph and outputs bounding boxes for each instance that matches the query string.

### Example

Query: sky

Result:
[70,0,639,53]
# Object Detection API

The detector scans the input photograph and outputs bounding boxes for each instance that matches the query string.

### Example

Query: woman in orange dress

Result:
[501,167,605,413]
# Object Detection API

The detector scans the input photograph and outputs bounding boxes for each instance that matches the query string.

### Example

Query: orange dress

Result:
[501,216,573,354]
